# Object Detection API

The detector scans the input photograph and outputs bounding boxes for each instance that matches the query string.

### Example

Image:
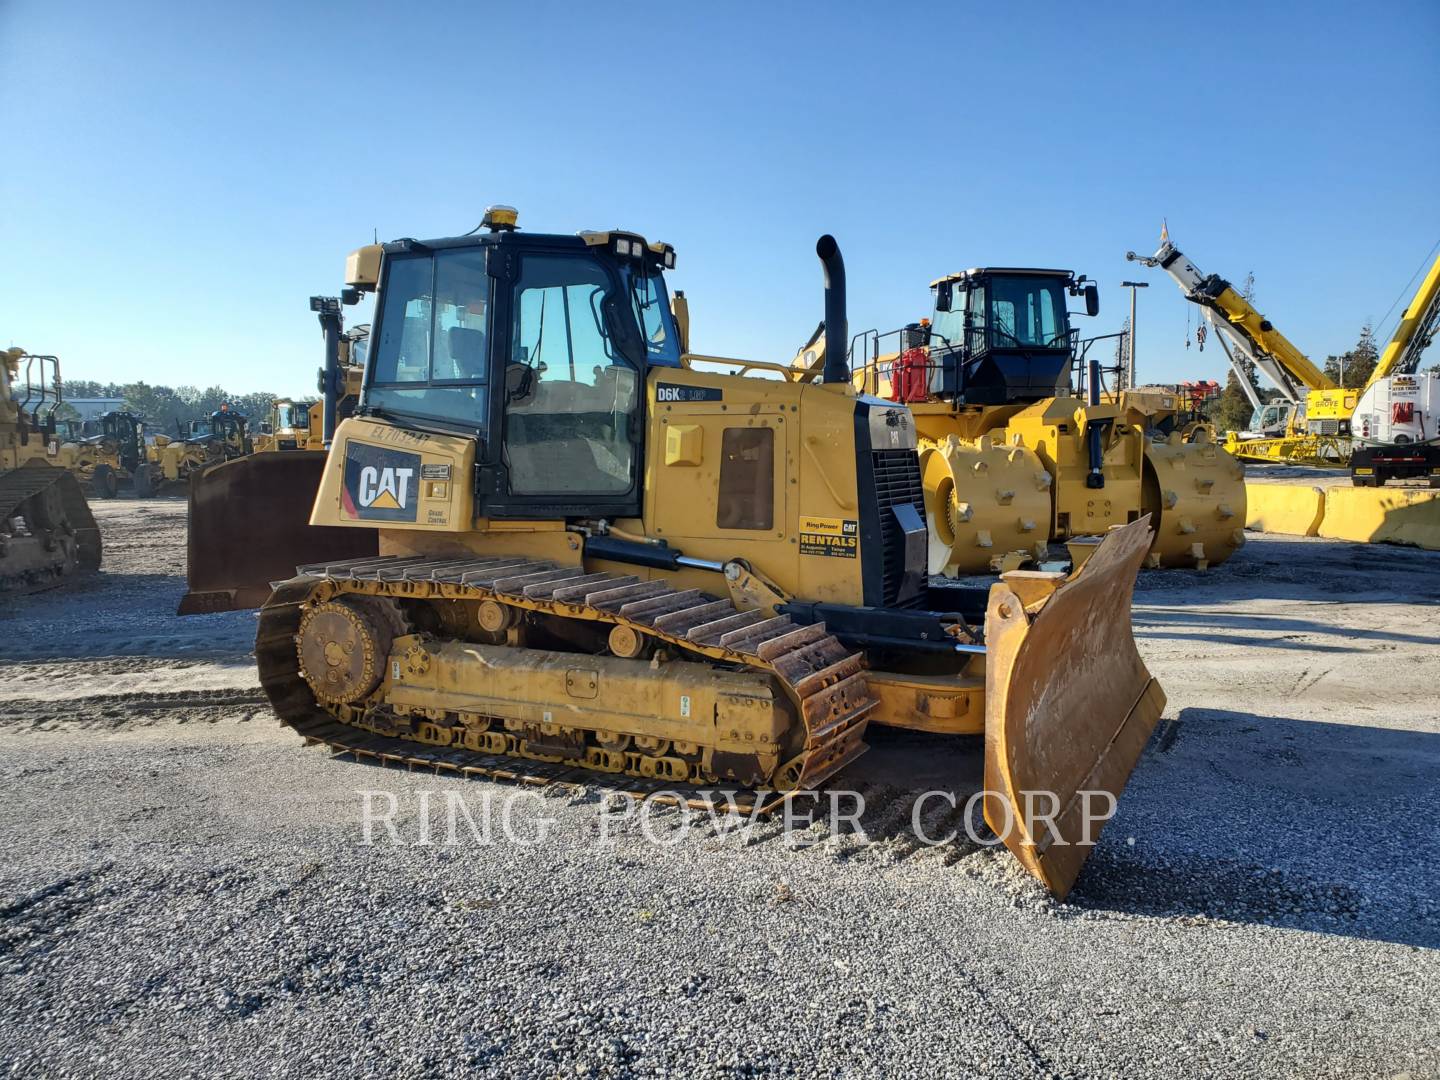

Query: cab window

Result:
[368,249,490,428]
[988,277,1065,348]
[503,254,640,496]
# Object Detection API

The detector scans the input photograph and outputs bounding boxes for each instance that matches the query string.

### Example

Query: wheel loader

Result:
[0,349,102,590]
[182,209,1165,897]
[850,269,1246,575]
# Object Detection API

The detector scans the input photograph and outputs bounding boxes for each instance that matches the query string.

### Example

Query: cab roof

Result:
[929,268,1074,288]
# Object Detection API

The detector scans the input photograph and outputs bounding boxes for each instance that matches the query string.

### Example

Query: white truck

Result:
[1350,371,1440,486]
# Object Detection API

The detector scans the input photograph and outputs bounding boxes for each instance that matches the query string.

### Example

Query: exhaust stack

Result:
[816,235,849,384]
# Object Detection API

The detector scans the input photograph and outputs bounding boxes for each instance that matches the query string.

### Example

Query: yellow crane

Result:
[1127,232,1440,467]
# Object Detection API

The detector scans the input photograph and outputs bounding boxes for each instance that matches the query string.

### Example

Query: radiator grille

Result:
[871,449,926,607]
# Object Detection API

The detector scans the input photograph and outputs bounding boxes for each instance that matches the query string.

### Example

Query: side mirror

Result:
[1085,284,1100,318]
[934,282,953,313]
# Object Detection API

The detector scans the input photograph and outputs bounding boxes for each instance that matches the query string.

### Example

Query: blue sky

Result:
[2,0,1437,395]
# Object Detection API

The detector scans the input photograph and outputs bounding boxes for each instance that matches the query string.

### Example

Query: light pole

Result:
[1120,280,1149,388]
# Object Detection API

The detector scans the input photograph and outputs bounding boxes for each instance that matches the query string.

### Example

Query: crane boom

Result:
[1127,240,1334,400]
[1369,251,1440,385]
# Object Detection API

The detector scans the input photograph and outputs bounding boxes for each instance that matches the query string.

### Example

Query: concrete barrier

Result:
[1319,487,1440,551]
[1244,483,1326,537]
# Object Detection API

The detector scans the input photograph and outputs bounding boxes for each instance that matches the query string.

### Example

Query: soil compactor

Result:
[186,214,1164,897]
[855,270,1246,575]
[0,349,101,590]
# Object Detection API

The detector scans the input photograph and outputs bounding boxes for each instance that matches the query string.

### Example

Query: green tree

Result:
[1321,323,1379,388]
[1204,370,1258,434]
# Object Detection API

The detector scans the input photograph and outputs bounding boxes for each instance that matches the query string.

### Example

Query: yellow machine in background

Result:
[1128,233,1440,468]
[178,322,369,612]
[183,211,1167,898]
[851,269,1245,573]
[53,410,146,497]
[255,398,324,453]
[137,407,252,496]
[0,348,101,589]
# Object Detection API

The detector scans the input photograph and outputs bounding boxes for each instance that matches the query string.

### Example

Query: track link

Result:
[256,554,878,810]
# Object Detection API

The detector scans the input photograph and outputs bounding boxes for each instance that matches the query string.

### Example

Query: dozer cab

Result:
[185,210,1165,897]
[854,269,1246,574]
[256,398,320,453]
[0,349,101,590]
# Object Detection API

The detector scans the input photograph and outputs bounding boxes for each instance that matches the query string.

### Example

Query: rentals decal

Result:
[798,515,858,558]
[342,442,421,522]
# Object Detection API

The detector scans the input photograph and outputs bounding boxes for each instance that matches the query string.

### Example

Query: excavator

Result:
[846,268,1245,574]
[1127,232,1440,470]
[0,349,102,590]
[181,209,1168,897]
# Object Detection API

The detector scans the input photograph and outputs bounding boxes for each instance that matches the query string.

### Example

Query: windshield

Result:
[987,276,1070,349]
[367,249,490,428]
[275,403,310,430]
[622,266,682,367]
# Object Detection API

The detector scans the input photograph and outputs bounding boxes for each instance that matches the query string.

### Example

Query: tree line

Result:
[58,380,288,436]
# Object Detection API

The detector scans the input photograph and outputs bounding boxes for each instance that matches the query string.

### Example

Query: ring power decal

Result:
[798,515,858,558]
[342,443,422,522]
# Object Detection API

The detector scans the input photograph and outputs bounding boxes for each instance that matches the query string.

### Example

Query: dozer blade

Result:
[982,515,1164,899]
[178,451,377,615]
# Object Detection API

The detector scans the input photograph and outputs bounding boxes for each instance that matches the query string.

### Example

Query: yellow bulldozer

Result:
[0,349,101,590]
[847,269,1246,574]
[182,210,1166,897]
[178,319,369,613]
[254,398,321,453]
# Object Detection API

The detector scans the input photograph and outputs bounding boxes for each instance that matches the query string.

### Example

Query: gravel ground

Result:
[1,499,1437,1079]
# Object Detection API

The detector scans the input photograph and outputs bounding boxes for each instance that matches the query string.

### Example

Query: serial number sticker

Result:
[421,463,451,480]
[799,515,858,558]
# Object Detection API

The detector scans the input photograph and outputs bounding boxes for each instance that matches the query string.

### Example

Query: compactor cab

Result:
[926,269,1099,405]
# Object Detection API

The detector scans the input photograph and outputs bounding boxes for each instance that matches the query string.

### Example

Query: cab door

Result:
[487,250,645,520]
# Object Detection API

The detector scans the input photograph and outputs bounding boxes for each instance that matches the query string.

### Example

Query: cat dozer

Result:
[0,349,102,591]
[189,211,1164,897]
[856,270,1245,574]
